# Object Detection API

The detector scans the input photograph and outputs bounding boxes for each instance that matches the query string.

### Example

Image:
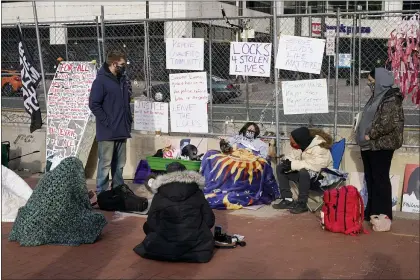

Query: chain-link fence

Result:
[2,9,419,145]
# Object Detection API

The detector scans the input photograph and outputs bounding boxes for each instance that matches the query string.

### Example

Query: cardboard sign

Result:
[281,79,329,115]
[166,38,204,70]
[229,42,272,77]
[46,61,96,163]
[402,164,420,213]
[275,35,325,74]
[134,101,169,133]
[169,72,208,103]
[170,102,208,133]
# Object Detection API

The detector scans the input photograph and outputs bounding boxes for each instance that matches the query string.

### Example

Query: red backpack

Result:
[321,185,368,236]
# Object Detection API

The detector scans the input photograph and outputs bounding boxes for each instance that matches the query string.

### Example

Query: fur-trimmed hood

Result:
[309,128,333,149]
[150,171,205,201]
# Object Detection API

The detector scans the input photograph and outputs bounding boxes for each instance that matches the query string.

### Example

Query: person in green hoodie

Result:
[356,68,405,221]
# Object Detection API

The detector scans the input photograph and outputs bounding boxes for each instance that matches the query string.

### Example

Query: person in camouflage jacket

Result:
[356,68,405,221]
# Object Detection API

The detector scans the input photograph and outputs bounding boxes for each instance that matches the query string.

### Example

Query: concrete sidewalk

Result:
[2,177,419,279]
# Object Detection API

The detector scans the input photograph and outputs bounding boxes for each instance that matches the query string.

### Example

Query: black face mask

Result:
[115,64,126,76]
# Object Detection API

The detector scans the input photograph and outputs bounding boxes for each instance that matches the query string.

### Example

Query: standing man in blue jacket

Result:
[89,50,133,193]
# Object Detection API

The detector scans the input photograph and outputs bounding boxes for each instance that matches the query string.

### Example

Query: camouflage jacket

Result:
[367,88,404,151]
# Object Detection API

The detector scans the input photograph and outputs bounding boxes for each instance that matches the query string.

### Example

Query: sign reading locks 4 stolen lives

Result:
[275,35,326,74]
[134,101,169,133]
[166,38,204,70]
[281,79,329,115]
[229,42,272,77]
[169,72,208,103]
[46,61,97,162]
[170,102,208,133]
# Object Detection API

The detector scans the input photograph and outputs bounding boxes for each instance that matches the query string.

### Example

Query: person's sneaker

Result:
[272,199,295,209]
[289,201,309,214]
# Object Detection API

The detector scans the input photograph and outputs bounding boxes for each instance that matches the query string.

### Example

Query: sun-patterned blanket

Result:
[200,148,280,210]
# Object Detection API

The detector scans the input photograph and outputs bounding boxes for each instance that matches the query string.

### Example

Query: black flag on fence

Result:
[17,26,43,133]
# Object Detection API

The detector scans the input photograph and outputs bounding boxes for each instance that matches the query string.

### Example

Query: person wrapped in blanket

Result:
[225,122,269,158]
[202,122,279,209]
[272,127,333,214]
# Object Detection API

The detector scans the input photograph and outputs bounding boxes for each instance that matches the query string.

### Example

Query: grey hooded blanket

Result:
[9,157,107,246]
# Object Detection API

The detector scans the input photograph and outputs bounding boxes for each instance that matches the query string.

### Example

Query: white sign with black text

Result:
[170,102,208,133]
[275,35,326,74]
[229,42,272,77]
[169,72,208,103]
[281,79,329,115]
[134,101,169,133]
[166,38,204,70]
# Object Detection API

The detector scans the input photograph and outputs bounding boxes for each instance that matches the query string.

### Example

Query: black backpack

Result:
[97,184,148,212]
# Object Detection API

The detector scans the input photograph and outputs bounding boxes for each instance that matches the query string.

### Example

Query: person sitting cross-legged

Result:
[272,127,333,214]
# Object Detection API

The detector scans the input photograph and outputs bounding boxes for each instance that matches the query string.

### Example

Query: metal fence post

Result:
[357,12,362,112]
[144,21,151,99]
[32,1,48,105]
[333,8,340,140]
[351,13,356,119]
[308,6,312,80]
[208,21,214,133]
[100,6,106,62]
[273,2,280,156]
[95,16,102,65]
[64,24,69,61]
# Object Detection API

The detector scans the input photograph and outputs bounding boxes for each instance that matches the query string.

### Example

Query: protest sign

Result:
[166,38,204,70]
[281,79,328,115]
[169,72,208,103]
[170,102,208,133]
[275,35,326,74]
[134,101,169,133]
[46,61,96,164]
[229,42,272,77]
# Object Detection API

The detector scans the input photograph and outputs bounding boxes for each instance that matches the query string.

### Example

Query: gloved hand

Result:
[281,159,292,173]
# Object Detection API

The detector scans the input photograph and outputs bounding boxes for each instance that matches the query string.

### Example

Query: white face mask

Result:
[245,130,255,139]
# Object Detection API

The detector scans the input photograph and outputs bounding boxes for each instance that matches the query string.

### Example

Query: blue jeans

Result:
[96,140,127,193]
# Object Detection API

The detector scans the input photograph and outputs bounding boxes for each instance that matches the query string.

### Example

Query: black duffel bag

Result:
[97,184,148,212]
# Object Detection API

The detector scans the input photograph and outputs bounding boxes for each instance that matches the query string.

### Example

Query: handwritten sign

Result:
[134,101,169,133]
[275,35,326,74]
[170,102,208,133]
[46,61,96,162]
[166,38,204,70]
[281,79,328,115]
[229,42,272,77]
[169,72,208,103]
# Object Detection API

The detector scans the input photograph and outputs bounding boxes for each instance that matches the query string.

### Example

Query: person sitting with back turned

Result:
[272,127,333,214]
[133,162,215,263]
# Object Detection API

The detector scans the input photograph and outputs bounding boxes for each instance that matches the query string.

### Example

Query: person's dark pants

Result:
[143,222,152,235]
[361,150,394,220]
[276,163,311,203]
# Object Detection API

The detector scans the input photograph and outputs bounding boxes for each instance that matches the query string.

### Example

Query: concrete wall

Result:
[2,122,419,211]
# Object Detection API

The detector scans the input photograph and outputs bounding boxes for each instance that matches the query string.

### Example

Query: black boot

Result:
[272,199,295,209]
[290,201,308,214]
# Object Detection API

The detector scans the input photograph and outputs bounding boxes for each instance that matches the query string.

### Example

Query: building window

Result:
[284,1,307,14]
[307,1,327,13]
[220,1,236,5]
[367,1,383,11]
[403,1,420,12]
[246,1,272,14]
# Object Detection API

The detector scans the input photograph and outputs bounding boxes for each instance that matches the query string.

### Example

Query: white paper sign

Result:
[166,38,204,70]
[169,72,208,103]
[275,35,326,74]
[170,102,208,133]
[281,79,328,115]
[326,37,335,56]
[229,42,272,77]
[134,101,169,133]
[338,53,351,68]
